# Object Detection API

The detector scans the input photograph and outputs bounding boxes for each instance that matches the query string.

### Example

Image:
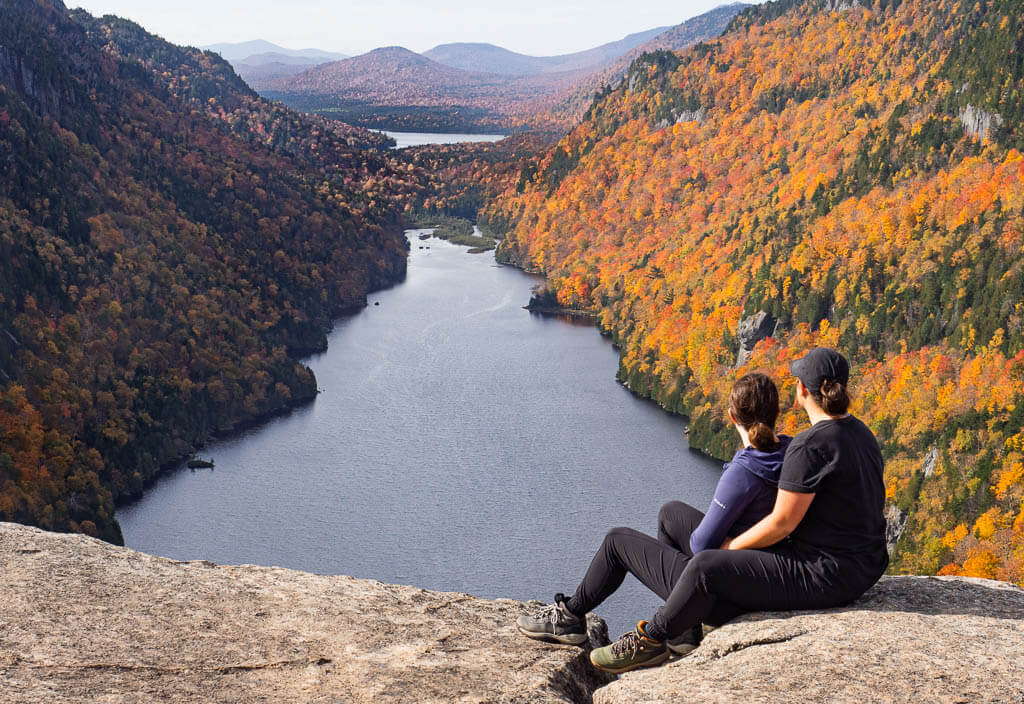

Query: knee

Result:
[688,548,728,576]
[601,526,640,554]
[604,526,635,543]
[658,501,686,525]
[689,549,713,566]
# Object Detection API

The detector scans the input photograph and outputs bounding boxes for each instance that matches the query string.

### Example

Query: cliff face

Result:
[1,522,1022,703]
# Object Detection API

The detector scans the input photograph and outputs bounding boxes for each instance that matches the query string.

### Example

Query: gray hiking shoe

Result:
[666,625,702,656]
[517,593,587,645]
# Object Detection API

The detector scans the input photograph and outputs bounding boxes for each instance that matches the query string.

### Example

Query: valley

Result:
[1,0,1023,593]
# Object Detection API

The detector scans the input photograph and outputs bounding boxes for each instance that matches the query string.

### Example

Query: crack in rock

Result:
[704,630,806,659]
[11,657,333,673]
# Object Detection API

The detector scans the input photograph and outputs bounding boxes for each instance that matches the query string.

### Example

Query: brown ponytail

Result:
[815,378,850,416]
[729,373,780,451]
[747,422,776,451]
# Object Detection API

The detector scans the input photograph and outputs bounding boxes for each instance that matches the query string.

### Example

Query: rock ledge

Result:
[0,522,611,703]
[1,522,1022,703]
[595,575,1024,704]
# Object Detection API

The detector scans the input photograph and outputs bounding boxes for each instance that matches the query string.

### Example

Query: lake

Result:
[379,130,507,149]
[116,232,724,637]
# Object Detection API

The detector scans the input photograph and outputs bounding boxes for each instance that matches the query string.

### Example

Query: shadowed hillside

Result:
[0,0,419,540]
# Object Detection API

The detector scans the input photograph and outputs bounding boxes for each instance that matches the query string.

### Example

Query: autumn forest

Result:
[483,0,1024,582]
[2,0,1024,587]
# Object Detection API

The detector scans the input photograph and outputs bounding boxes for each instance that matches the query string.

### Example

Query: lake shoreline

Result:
[496,248,729,465]
[117,180,723,640]
[112,261,414,518]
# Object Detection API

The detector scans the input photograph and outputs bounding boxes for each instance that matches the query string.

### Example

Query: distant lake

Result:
[380,131,507,148]
[117,231,723,637]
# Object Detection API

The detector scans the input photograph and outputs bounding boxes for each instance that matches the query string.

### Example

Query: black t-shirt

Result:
[780,415,888,572]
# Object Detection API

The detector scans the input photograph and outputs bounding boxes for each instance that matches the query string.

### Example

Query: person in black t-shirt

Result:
[585,347,889,673]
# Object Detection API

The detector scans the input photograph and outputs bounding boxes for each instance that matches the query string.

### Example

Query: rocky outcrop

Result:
[0,522,612,703]
[735,310,777,367]
[0,45,66,118]
[2,522,1023,703]
[884,503,908,555]
[921,445,939,478]
[674,107,706,124]
[823,0,861,11]
[959,104,1004,142]
[594,576,1024,704]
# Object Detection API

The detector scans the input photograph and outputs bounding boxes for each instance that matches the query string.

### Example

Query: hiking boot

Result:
[666,625,702,656]
[516,593,587,645]
[589,621,669,673]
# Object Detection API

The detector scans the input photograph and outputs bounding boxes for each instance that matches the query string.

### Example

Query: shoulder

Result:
[844,415,879,440]
[780,427,834,491]
[720,456,754,482]
[812,415,881,453]
[786,425,828,457]
[717,457,761,493]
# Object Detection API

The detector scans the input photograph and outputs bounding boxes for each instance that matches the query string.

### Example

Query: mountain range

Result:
[421,25,671,76]
[203,39,349,64]
[258,5,746,132]
[203,40,351,86]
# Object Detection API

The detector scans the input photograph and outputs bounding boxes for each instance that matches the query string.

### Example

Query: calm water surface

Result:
[118,232,722,636]
[380,130,507,149]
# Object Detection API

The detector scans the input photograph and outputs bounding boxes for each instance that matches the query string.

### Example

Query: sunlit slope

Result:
[483,0,1024,582]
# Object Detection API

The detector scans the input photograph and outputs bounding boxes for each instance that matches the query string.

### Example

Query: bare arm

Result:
[722,489,815,550]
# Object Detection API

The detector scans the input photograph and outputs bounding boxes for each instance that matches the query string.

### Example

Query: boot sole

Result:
[517,624,588,645]
[589,648,670,674]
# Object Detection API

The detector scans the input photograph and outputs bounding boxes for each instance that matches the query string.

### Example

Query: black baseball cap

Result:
[790,347,849,393]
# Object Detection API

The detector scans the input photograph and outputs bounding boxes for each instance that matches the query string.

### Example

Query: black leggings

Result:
[566,501,879,641]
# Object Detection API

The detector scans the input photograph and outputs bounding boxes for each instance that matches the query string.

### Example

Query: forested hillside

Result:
[396,134,551,221]
[483,0,1024,582]
[0,0,419,541]
[538,4,747,128]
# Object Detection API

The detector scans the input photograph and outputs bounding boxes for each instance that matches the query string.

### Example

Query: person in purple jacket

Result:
[517,372,790,661]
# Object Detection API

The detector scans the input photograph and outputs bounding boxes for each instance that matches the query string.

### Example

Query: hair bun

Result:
[748,421,777,451]
[818,379,851,415]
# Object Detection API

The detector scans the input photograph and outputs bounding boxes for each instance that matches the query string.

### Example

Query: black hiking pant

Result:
[565,501,882,641]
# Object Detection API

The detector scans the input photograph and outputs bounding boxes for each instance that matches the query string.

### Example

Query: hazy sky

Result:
[69,1,760,56]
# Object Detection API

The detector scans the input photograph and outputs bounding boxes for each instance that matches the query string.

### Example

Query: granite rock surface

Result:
[2,522,1023,703]
[593,575,1024,704]
[0,522,612,703]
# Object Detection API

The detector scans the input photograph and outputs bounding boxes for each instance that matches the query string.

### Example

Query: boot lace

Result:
[528,602,568,625]
[529,594,578,626]
[611,630,642,658]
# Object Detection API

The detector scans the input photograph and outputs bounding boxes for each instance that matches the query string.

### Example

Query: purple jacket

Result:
[689,435,791,554]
